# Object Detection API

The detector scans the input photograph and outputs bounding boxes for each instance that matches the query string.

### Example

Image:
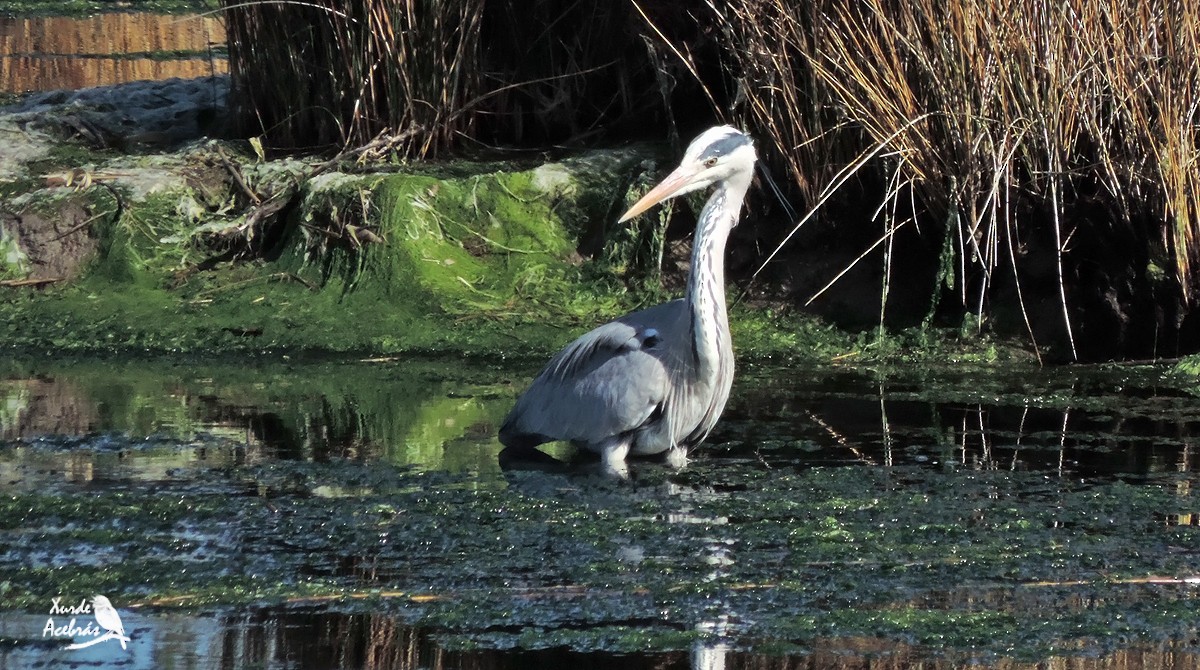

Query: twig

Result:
[215,145,261,205]
[315,128,422,178]
[0,277,61,287]
[1046,142,1078,361]
[189,272,317,300]
[806,217,914,307]
[242,191,291,230]
[47,211,108,243]
[751,112,938,287]
[43,182,124,244]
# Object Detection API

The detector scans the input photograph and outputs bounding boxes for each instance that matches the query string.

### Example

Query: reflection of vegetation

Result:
[0,381,30,432]
[0,0,218,17]
[720,362,1200,476]
[0,357,513,473]
[388,394,496,470]
[0,356,1197,663]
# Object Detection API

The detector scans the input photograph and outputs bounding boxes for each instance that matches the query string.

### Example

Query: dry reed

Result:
[222,1,689,156]
[709,0,1200,357]
[223,0,485,156]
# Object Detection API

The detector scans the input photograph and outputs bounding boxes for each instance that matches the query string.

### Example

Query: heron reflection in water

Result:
[500,126,758,474]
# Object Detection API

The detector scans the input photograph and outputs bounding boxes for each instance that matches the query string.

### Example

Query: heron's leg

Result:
[665,446,688,469]
[599,438,631,477]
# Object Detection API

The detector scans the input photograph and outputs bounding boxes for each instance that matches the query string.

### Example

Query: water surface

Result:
[0,356,1197,668]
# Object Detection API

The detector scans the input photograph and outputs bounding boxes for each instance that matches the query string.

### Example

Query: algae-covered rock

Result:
[0,78,671,355]
[289,149,653,318]
[0,78,863,361]
[0,189,108,282]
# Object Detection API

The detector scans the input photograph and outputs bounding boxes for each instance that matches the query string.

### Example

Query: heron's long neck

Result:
[686,179,748,379]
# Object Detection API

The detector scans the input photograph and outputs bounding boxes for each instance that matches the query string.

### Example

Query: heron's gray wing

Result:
[501,305,681,449]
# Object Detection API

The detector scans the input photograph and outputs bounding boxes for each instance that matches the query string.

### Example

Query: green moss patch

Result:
[1,146,657,355]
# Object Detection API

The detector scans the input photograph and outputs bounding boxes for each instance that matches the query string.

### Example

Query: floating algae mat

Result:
[0,357,1197,668]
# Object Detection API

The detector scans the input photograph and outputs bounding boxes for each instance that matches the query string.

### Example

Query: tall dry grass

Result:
[223,0,485,156]
[710,0,1200,357]
[222,1,687,156]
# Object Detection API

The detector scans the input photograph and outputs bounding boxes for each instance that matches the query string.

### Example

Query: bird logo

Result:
[63,594,130,650]
[92,595,127,650]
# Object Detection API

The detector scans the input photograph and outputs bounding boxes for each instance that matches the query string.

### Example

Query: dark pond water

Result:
[0,355,1198,669]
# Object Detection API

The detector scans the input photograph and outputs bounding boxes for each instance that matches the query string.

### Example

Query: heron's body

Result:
[499,126,756,471]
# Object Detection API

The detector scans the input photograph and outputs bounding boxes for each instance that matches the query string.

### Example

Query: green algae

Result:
[2,352,1198,662]
[286,165,603,321]
[0,114,1014,364]
[2,438,1195,655]
[0,124,1027,364]
[3,146,714,357]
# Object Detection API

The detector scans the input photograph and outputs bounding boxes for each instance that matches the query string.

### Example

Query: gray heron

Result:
[499,125,757,473]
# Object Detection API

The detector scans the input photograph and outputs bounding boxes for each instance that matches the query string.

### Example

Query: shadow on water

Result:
[1,356,1198,668]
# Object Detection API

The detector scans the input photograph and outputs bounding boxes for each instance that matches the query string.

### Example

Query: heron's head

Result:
[619,126,757,222]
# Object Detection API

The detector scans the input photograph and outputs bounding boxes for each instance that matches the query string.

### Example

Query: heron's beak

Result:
[618,164,702,223]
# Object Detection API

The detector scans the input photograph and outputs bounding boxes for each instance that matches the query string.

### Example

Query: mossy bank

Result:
[0,79,1027,364]
[0,149,820,358]
[1,144,631,355]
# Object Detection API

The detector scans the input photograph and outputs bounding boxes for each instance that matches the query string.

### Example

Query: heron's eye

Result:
[703,157,719,168]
